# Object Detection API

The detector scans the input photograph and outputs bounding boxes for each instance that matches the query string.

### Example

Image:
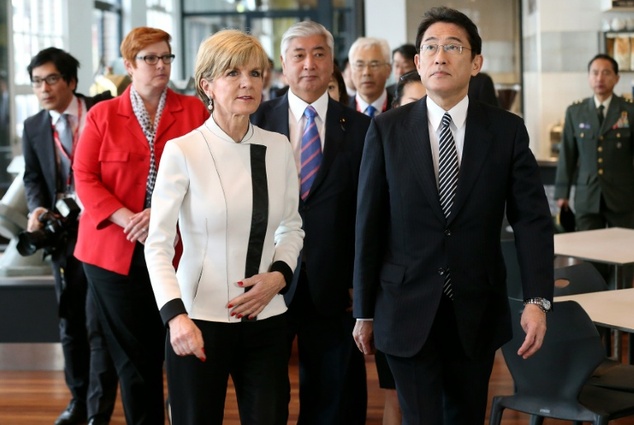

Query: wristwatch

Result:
[523,297,552,313]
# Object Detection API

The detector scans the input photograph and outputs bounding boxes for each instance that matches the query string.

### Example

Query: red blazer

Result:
[73,86,209,275]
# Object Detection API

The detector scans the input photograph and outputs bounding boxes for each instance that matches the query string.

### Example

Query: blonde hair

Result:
[120,27,171,64]
[194,29,269,103]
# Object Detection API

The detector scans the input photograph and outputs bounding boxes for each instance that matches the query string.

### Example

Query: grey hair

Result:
[280,20,334,61]
[348,37,392,64]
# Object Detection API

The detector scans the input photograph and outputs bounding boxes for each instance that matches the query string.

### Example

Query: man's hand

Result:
[353,320,375,355]
[27,207,48,232]
[517,303,547,359]
[168,314,206,361]
[557,198,569,209]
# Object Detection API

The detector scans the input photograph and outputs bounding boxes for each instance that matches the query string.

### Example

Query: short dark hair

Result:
[332,64,349,105]
[392,44,417,62]
[415,7,482,59]
[27,47,80,88]
[588,53,619,75]
[393,70,423,108]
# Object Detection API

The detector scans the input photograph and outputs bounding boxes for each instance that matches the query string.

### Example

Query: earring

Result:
[207,97,214,112]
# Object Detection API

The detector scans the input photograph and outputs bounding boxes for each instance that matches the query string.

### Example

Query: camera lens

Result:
[16,229,51,256]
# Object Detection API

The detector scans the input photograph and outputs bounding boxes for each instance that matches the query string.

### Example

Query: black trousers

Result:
[83,244,165,425]
[166,315,289,425]
[51,240,117,420]
[386,296,495,425]
[286,267,367,425]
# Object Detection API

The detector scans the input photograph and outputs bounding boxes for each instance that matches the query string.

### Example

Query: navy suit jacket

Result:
[353,97,554,358]
[23,91,112,212]
[251,95,371,315]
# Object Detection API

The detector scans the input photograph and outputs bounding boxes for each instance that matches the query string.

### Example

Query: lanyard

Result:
[52,97,83,192]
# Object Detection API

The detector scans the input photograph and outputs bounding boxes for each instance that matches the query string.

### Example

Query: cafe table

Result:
[554,227,634,290]
[555,288,634,363]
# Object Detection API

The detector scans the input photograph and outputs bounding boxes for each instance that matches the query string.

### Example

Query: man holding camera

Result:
[22,47,117,425]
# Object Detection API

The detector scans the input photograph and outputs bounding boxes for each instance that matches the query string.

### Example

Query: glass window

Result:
[12,0,64,87]
[12,0,65,142]
[93,3,122,76]
[183,0,316,13]
[183,15,247,78]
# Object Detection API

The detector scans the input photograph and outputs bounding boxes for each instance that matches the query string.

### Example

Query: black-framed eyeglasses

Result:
[399,70,421,81]
[136,54,176,65]
[419,44,471,57]
[31,73,63,88]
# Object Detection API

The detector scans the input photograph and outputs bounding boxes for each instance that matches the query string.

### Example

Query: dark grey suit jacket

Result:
[353,97,554,358]
[22,91,113,212]
[251,94,370,316]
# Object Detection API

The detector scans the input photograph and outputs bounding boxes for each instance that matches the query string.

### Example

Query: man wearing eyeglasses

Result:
[22,47,117,425]
[352,7,554,425]
[348,37,394,117]
[251,21,370,425]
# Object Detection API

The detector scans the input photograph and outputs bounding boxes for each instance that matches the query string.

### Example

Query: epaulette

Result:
[571,99,584,105]
[625,97,634,103]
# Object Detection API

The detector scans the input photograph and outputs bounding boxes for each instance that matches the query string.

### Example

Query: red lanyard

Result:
[52,97,82,162]
[52,97,82,191]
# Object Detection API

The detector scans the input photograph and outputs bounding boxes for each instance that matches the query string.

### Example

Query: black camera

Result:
[17,197,81,256]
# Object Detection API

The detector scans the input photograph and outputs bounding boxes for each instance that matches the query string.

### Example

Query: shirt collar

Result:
[288,89,329,123]
[426,95,469,131]
[594,95,613,112]
[49,95,79,124]
[356,90,388,115]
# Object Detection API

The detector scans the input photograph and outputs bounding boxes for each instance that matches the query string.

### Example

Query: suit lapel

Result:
[35,111,58,197]
[155,90,178,138]
[449,102,493,223]
[402,100,446,223]
[307,98,344,198]
[269,96,291,136]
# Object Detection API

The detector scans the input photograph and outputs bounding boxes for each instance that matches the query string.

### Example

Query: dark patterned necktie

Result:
[300,106,322,200]
[438,112,459,299]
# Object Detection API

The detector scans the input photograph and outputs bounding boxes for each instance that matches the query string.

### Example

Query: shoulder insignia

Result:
[571,99,584,105]
[625,98,634,103]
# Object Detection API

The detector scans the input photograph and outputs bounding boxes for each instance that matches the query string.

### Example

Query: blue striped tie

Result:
[438,112,459,299]
[300,106,322,200]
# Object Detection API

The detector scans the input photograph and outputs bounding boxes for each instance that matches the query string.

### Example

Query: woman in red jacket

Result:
[73,27,208,424]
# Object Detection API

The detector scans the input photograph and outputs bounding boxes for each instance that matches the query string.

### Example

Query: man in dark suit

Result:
[22,47,117,425]
[251,21,370,425]
[555,53,634,231]
[348,37,394,117]
[352,7,554,425]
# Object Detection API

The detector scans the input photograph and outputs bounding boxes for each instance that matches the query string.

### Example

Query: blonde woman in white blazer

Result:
[144,30,304,425]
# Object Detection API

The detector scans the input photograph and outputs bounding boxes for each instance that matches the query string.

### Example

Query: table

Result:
[554,227,634,289]
[555,288,634,363]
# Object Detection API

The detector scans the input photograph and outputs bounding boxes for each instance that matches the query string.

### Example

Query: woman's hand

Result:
[168,314,206,361]
[123,208,151,244]
[227,271,285,320]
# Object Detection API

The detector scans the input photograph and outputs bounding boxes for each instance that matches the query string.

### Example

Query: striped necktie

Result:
[438,112,459,299]
[300,106,322,200]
